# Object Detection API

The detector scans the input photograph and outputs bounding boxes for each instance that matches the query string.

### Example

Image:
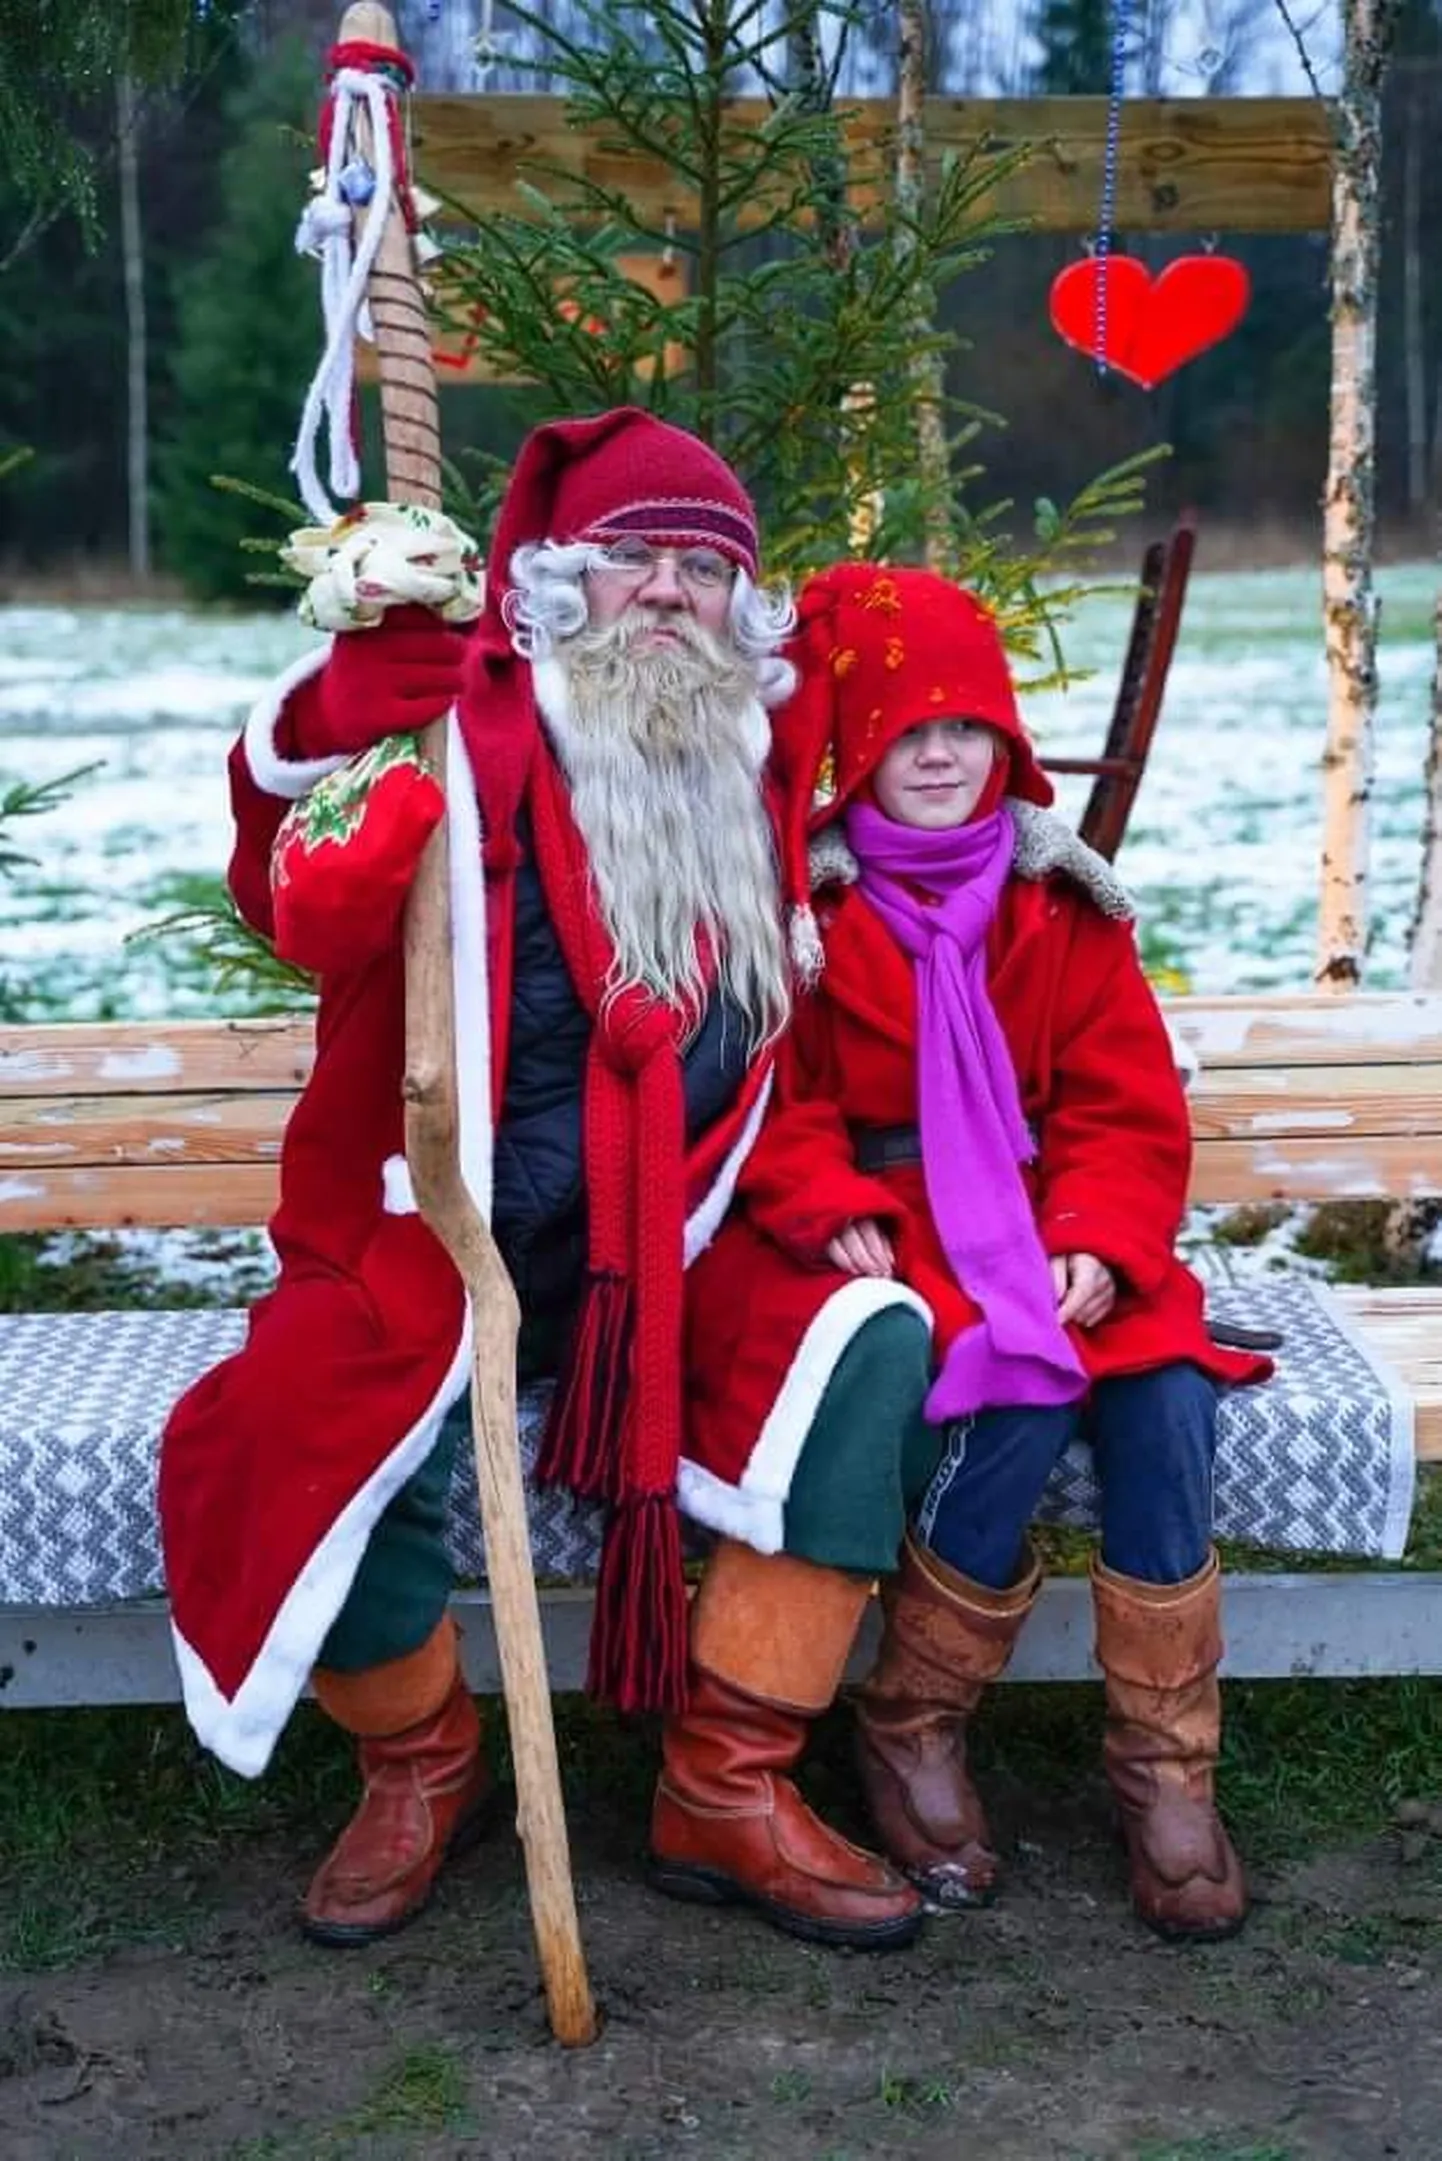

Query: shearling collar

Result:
[807,800,1134,921]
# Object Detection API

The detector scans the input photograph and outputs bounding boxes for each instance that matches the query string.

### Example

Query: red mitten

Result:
[295,604,469,760]
[271,735,445,974]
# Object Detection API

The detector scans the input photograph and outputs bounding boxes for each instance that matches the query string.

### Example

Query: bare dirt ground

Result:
[3,1733,1441,2161]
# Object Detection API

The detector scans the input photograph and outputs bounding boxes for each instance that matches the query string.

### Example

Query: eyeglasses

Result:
[588,540,737,593]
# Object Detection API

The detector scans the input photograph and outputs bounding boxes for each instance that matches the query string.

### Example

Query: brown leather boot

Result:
[301,1621,494,1947]
[854,1533,1040,1907]
[648,1543,924,1950]
[1092,1550,1248,1943]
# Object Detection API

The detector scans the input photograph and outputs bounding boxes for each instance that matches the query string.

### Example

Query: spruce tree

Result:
[432,0,1155,673]
[151,41,317,604]
[1029,0,1115,96]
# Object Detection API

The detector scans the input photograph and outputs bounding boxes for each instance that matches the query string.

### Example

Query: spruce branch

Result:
[126,897,316,1009]
[0,764,104,878]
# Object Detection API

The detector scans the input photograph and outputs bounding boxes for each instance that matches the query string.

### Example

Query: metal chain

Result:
[1094,0,1132,377]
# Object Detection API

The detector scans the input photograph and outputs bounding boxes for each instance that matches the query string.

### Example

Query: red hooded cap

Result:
[767,563,1052,946]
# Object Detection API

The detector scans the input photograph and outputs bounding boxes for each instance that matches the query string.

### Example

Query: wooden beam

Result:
[412,94,1335,236]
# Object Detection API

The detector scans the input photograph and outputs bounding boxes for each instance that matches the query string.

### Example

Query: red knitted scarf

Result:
[526,746,692,1714]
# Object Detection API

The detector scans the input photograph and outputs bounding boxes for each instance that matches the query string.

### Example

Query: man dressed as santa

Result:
[160,410,931,1953]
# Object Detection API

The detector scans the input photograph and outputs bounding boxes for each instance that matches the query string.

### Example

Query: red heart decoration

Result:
[1049,254,1251,390]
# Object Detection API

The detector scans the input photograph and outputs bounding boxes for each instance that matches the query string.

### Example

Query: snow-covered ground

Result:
[1,563,1434,1020]
[3,567,1435,1293]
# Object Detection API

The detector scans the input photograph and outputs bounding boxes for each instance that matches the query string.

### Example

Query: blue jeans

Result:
[916,1363,1219,1591]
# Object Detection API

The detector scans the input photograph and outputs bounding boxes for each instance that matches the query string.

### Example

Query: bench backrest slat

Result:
[1169,993,1442,1069]
[3,993,1440,1233]
[0,1163,280,1231]
[0,1019,313,1098]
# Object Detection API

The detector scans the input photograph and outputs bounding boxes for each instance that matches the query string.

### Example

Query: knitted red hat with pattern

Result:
[769,564,1053,947]
[486,407,759,602]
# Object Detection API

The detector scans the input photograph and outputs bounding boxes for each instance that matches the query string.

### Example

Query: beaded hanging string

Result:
[1092,0,1131,379]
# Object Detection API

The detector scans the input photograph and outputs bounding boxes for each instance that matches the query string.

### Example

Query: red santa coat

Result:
[160,656,922,1775]
[679,816,1267,1551]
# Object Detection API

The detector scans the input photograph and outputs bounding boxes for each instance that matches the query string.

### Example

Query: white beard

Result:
[532,609,790,1048]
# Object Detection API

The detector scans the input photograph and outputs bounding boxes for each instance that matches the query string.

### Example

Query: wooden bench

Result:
[2,992,1441,1709]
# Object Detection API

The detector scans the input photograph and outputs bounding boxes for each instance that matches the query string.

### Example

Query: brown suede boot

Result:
[1092,1550,1248,1943]
[854,1533,1040,1906]
[301,1621,494,1947]
[648,1543,924,1950]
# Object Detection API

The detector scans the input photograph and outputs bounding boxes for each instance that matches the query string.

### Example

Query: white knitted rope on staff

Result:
[290,66,400,526]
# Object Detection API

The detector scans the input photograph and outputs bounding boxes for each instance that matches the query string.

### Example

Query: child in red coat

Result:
[747,562,1270,1942]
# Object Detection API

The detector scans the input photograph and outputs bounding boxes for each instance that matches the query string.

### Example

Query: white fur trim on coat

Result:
[171,1317,473,1777]
[381,1152,417,1214]
[676,1276,932,1553]
[683,1067,773,1268]
[241,644,349,799]
[174,706,492,1776]
[445,708,493,1224]
[808,801,1134,921]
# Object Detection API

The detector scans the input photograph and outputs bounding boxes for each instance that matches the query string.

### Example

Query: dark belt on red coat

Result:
[850,1123,1285,1352]
[852,1123,923,1172]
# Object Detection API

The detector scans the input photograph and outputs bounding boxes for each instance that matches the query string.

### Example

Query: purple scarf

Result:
[845,800,1087,1422]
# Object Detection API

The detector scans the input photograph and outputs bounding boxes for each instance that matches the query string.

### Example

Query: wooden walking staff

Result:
[333,2,597,2048]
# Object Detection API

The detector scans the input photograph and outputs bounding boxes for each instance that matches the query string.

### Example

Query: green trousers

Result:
[320,1305,938,1672]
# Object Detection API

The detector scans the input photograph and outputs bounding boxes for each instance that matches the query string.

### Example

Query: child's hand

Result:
[826,1219,896,1278]
[1052,1252,1116,1328]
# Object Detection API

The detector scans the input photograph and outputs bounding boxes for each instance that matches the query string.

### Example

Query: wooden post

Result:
[1316,0,1401,990]
[336,2,597,2050]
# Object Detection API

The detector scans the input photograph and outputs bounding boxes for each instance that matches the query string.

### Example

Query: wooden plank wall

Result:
[411,95,1335,235]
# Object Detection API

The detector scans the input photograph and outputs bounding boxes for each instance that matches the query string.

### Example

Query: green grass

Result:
[1128,2142,1295,2161]
[347,2043,471,2137]
[876,2066,956,2116]
[5,1673,1442,1972]
[223,2044,471,2158]
[0,1701,355,1969]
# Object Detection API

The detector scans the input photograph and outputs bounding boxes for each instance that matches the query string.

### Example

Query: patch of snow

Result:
[98,1045,182,1081]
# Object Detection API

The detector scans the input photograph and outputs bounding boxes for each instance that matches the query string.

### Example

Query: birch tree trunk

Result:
[117,72,150,581]
[1316,0,1400,990]
[1409,593,1442,985]
[895,0,953,570]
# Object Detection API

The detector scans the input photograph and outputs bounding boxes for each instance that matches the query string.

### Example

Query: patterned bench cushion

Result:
[0,1277,1415,1608]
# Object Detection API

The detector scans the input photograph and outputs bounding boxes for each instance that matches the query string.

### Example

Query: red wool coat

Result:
[159,658,918,1775]
[680,844,1268,1521]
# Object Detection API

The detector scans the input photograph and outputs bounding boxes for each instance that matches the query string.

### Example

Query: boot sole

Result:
[645,1856,924,1951]
[1139,1907,1248,1947]
[299,1784,501,1950]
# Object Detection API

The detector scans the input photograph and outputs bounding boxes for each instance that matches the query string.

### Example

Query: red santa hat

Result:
[486,406,760,604]
[770,563,1053,947]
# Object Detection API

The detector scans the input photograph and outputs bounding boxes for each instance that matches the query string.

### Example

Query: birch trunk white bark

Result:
[1316,0,1399,990]
[1409,592,1442,985]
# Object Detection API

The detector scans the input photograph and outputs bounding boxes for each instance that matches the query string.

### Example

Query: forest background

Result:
[4,0,1442,604]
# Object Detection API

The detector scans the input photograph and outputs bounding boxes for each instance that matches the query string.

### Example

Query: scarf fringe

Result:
[534,1270,632,1500]
[586,1493,689,1715]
